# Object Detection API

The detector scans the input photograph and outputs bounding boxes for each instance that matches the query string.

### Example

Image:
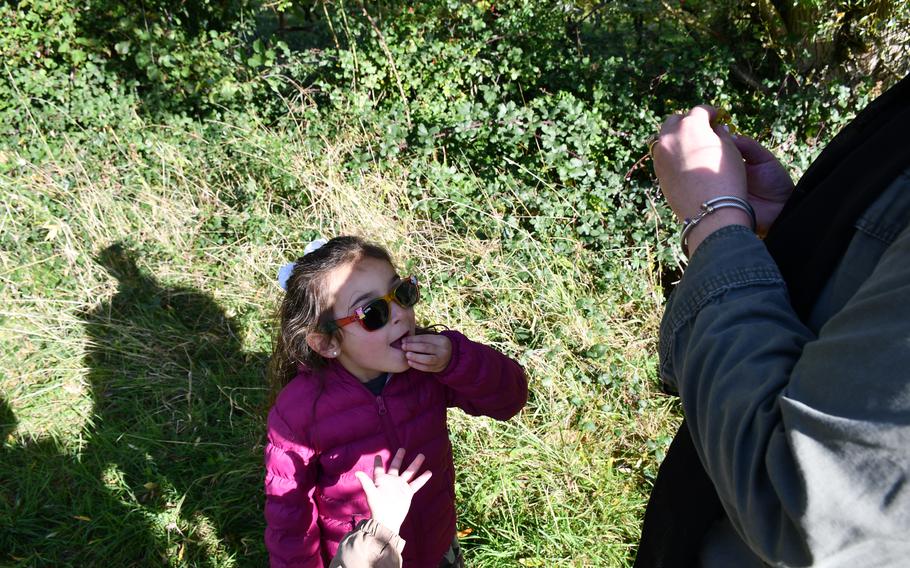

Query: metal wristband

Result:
[680,196,756,256]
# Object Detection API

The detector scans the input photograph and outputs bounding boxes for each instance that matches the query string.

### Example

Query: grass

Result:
[2,1,902,563]
[0,111,678,567]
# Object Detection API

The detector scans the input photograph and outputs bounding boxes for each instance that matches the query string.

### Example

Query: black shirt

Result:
[363,373,390,396]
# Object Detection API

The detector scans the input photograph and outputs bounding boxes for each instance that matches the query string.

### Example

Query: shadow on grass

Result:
[1,243,270,566]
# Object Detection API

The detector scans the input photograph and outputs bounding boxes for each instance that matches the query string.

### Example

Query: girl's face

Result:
[323,256,416,382]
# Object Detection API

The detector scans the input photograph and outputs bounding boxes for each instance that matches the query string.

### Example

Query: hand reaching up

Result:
[354,448,433,535]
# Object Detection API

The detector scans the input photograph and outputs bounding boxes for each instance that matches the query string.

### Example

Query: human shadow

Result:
[1,243,270,565]
[1,393,164,565]
[78,243,270,564]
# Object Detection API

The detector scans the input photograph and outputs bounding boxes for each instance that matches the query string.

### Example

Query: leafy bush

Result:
[261,0,904,268]
[1,2,907,563]
[0,0,290,167]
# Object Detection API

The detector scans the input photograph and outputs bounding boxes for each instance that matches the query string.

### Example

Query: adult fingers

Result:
[732,134,778,165]
[711,120,740,153]
[655,105,714,154]
[388,448,405,476]
[659,105,716,137]
[658,113,684,136]
[409,470,433,493]
[688,104,718,124]
[400,452,426,482]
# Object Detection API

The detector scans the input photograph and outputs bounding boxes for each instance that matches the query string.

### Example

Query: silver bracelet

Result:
[680,196,756,256]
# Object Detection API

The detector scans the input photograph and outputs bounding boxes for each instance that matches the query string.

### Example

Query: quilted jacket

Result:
[264,330,527,567]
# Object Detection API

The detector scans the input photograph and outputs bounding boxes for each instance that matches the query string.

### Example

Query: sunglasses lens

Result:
[394,278,419,307]
[360,298,390,331]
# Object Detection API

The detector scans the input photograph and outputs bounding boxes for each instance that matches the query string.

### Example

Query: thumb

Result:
[355,471,377,500]
[731,134,778,165]
[708,124,746,174]
[711,119,738,146]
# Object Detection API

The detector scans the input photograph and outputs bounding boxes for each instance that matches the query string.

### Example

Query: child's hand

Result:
[401,334,452,373]
[354,448,432,535]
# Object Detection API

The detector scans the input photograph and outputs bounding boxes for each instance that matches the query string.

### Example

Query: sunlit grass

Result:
[0,114,677,566]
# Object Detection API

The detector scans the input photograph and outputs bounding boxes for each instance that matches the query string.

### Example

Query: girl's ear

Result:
[306,332,340,358]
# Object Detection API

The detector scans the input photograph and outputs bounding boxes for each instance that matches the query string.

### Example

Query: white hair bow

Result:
[278,238,328,291]
[304,238,328,255]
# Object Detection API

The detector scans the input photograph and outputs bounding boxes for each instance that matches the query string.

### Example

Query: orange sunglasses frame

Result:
[327,275,419,331]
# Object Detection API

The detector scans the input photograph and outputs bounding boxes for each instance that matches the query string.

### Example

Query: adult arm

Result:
[328,519,404,568]
[265,407,324,568]
[660,222,910,565]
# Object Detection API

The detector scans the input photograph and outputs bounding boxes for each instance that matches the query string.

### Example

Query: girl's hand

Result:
[355,448,432,536]
[401,334,452,373]
[731,135,795,236]
[652,105,752,254]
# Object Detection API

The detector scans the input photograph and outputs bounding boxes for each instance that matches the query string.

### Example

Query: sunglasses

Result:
[326,276,420,332]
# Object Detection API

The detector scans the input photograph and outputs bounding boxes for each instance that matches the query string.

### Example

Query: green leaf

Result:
[134,51,150,68]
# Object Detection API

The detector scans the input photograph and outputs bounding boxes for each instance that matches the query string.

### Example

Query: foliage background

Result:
[1,0,907,565]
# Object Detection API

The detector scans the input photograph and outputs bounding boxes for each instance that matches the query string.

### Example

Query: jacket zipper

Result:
[375,396,402,450]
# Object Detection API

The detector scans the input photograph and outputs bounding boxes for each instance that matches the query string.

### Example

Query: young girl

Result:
[264,236,527,568]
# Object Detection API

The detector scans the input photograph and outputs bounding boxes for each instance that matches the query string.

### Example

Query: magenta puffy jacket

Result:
[264,330,527,567]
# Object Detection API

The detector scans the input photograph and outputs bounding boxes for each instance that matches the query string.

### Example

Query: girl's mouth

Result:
[390,333,409,350]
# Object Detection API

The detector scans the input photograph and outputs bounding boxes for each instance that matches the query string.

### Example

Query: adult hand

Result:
[354,448,433,535]
[401,334,452,373]
[652,105,752,255]
[731,135,794,236]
